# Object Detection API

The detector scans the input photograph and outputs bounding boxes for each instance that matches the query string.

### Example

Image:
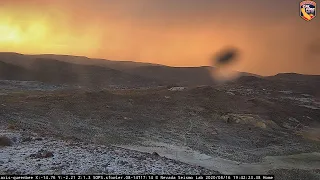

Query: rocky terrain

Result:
[0,53,319,179]
[0,128,217,175]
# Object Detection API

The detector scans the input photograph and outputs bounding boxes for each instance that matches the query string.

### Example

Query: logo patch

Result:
[300,0,317,21]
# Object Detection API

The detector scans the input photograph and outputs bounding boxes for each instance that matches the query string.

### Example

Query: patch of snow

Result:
[226,92,235,96]
[300,105,319,110]
[168,87,186,91]
[282,96,320,109]
[302,94,312,97]
[0,129,215,175]
[279,91,293,94]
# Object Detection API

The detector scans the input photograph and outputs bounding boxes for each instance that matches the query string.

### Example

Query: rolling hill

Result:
[0,52,161,71]
[0,52,319,91]
[0,61,33,81]
[0,52,259,87]
[0,55,161,88]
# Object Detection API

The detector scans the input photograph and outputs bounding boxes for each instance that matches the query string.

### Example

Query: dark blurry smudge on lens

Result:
[209,47,241,83]
[212,47,239,67]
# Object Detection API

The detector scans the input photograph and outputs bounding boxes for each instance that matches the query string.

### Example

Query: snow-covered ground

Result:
[0,128,218,175]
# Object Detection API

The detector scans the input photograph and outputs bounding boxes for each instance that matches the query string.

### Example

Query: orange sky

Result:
[0,0,319,75]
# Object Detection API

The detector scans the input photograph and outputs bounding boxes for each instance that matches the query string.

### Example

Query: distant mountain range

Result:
[0,52,161,71]
[0,52,319,91]
[0,53,160,88]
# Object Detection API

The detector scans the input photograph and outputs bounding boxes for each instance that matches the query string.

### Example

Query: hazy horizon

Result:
[0,0,319,76]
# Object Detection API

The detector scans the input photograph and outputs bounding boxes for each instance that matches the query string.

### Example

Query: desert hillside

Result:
[0,53,319,179]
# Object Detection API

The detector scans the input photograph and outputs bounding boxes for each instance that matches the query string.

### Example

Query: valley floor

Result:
[0,80,320,180]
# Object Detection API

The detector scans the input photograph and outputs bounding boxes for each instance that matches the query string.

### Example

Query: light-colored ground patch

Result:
[221,114,279,129]
[297,127,320,142]
[119,141,320,175]
[282,96,320,110]
[0,129,217,175]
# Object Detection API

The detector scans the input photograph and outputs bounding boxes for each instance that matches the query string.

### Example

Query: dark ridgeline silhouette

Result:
[0,61,32,81]
[126,66,215,86]
[28,58,161,88]
[0,52,319,95]
[0,52,257,88]
[30,58,80,85]
[0,55,161,89]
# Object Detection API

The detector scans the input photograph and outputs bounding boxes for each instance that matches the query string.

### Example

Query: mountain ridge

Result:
[1,52,319,89]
